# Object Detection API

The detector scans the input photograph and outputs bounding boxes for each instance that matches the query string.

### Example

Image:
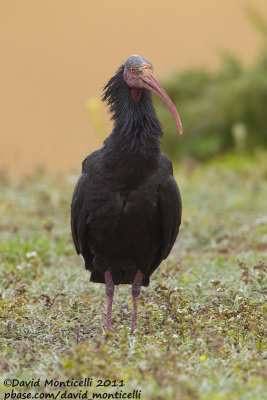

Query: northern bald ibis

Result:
[71,55,182,333]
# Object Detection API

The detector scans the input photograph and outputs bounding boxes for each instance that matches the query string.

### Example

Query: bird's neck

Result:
[101,66,163,188]
[102,65,162,175]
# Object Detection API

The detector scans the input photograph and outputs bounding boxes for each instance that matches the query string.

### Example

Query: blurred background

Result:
[1,0,267,175]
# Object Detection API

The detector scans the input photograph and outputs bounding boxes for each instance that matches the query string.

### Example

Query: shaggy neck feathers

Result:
[102,65,162,154]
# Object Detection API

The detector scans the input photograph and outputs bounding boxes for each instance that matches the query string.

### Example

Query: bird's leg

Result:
[104,270,115,331]
[131,269,143,334]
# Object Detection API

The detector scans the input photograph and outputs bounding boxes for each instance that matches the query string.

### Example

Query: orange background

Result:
[1,0,267,174]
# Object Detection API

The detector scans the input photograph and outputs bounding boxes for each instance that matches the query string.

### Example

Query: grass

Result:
[0,151,266,400]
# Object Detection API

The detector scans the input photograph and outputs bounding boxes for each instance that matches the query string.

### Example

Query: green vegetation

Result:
[157,11,267,161]
[0,152,266,399]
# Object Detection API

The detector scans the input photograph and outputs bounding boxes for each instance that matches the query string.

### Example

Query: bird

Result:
[71,55,182,333]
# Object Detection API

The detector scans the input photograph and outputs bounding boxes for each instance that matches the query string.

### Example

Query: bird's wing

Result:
[71,150,102,255]
[158,175,182,260]
[71,174,87,254]
[145,174,181,281]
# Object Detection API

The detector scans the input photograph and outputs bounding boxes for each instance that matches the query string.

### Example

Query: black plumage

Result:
[71,56,182,332]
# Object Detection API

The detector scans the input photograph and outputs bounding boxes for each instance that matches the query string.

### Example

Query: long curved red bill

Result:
[141,70,183,134]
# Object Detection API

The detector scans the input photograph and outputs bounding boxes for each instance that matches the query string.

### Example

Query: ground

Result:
[0,151,266,400]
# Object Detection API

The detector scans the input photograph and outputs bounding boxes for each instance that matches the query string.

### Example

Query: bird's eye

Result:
[130,67,135,73]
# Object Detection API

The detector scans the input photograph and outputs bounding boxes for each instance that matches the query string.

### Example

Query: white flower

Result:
[26,251,38,259]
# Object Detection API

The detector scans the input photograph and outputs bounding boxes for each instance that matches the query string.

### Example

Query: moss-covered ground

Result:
[0,152,266,400]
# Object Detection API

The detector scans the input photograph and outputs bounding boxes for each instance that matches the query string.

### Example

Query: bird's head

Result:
[123,55,183,134]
